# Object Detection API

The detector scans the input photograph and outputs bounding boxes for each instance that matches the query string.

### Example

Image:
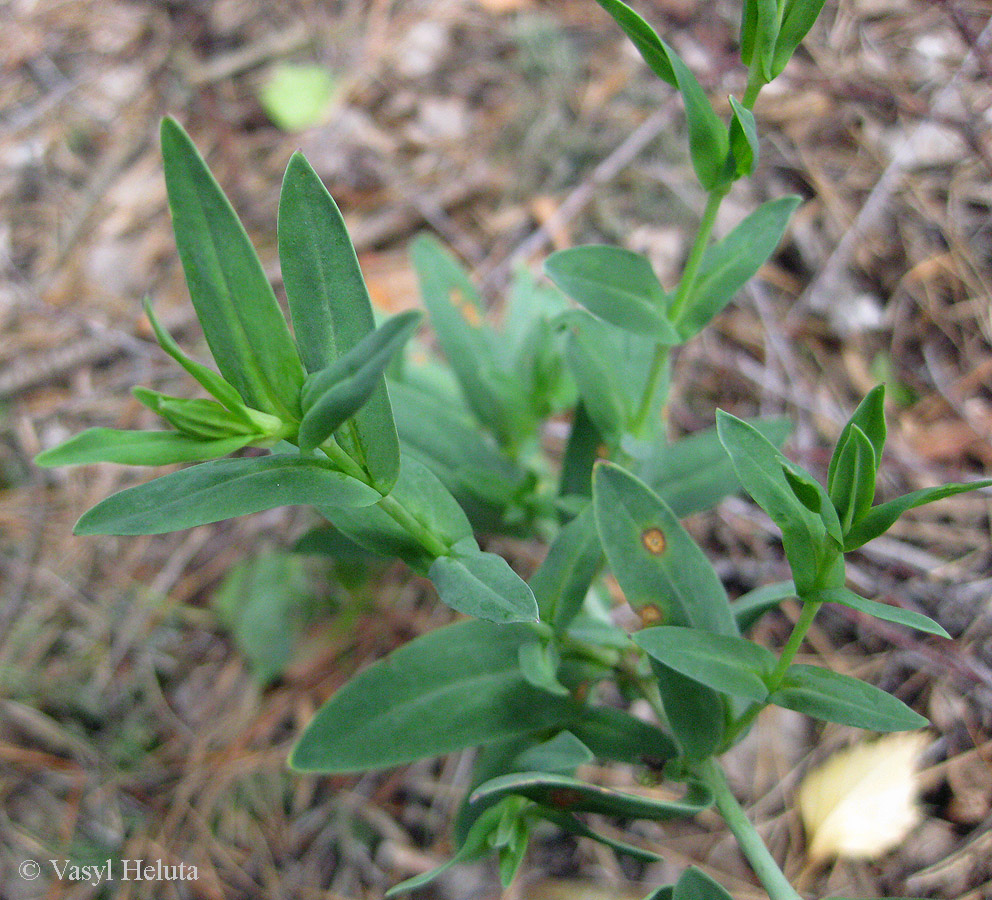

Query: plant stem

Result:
[319,438,451,559]
[666,186,728,325]
[697,758,803,900]
[629,343,670,437]
[726,597,823,742]
[768,598,821,687]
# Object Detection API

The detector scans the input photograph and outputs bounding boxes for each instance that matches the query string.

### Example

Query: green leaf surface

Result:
[594,1,727,188]
[732,579,796,632]
[636,416,791,517]
[278,151,400,490]
[565,327,626,447]
[74,454,379,535]
[385,802,506,897]
[518,640,569,695]
[827,385,887,488]
[635,627,777,701]
[515,732,594,775]
[559,402,603,500]
[727,96,759,179]
[541,809,663,862]
[297,311,421,451]
[770,664,929,732]
[772,0,828,77]
[844,479,992,550]
[593,0,676,85]
[674,866,735,900]
[213,551,312,684]
[654,661,726,759]
[530,505,602,628]
[160,117,304,420]
[568,704,678,767]
[290,620,577,772]
[678,196,801,337]
[35,428,253,468]
[430,548,539,624]
[411,234,520,444]
[143,297,246,413]
[316,454,473,572]
[829,424,877,532]
[132,388,259,440]
[470,771,712,821]
[813,587,950,639]
[544,246,677,339]
[592,461,737,635]
[716,410,836,593]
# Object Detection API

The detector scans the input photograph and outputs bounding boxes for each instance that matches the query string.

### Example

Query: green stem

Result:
[726,597,822,742]
[629,343,670,437]
[742,60,766,109]
[319,438,451,559]
[697,758,803,900]
[768,598,821,687]
[666,186,727,324]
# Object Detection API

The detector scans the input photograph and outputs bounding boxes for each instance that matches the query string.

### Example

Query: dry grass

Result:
[1,0,990,898]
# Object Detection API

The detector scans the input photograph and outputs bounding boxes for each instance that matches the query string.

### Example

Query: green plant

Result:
[37,2,991,897]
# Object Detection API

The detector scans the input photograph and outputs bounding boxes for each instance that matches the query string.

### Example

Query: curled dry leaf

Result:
[797,732,930,862]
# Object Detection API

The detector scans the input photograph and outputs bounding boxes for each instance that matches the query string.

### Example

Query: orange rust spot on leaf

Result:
[548,789,584,809]
[639,604,664,626]
[641,527,667,555]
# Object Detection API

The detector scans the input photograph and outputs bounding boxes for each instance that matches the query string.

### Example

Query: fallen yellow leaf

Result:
[797,732,930,862]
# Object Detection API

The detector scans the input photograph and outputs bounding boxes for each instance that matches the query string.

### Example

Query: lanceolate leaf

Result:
[290,620,577,773]
[770,665,929,732]
[544,246,677,339]
[716,411,835,594]
[635,627,777,701]
[529,505,601,629]
[143,297,247,414]
[316,454,473,572]
[772,0,828,78]
[593,0,676,86]
[636,416,791,517]
[567,704,678,767]
[543,809,662,862]
[565,327,626,446]
[594,0,727,188]
[678,196,801,337]
[592,461,737,636]
[844,479,992,551]
[470,771,713,821]
[429,547,539,624]
[727,96,759,179]
[829,424,877,532]
[35,428,254,468]
[674,867,735,900]
[827,385,887,488]
[297,311,422,451]
[75,454,379,535]
[132,388,258,440]
[278,151,399,490]
[160,117,305,420]
[514,732,594,774]
[813,587,950,639]
[410,234,519,444]
[655,663,725,759]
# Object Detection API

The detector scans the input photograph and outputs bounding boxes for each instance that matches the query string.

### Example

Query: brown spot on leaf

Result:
[639,604,664,626]
[641,527,666,555]
[548,789,584,809]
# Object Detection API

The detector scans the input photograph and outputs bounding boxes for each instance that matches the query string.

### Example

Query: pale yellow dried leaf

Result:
[797,732,929,862]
